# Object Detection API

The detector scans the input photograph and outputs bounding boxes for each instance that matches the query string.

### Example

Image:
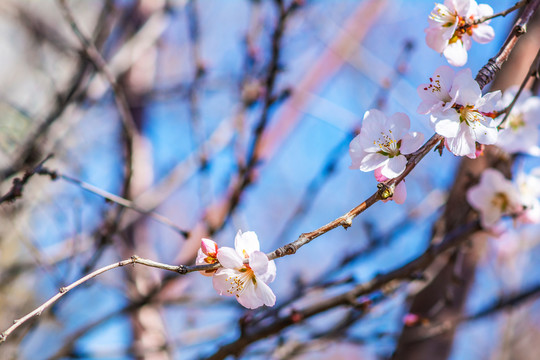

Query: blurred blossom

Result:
[425,0,495,66]
[496,87,540,155]
[349,109,424,179]
[466,169,523,228]
[419,67,501,158]
[213,230,276,309]
[516,169,540,224]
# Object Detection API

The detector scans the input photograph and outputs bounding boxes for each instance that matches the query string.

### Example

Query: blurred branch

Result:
[37,167,189,237]
[0,155,52,204]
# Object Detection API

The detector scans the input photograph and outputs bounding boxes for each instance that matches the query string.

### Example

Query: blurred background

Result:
[0,0,539,359]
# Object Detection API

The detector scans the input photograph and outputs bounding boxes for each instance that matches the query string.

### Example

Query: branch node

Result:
[59,287,67,293]
[177,265,188,275]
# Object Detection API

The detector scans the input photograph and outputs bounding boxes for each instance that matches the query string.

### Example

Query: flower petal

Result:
[212,268,241,296]
[472,24,494,43]
[443,41,468,67]
[393,181,407,204]
[360,153,388,172]
[235,230,260,256]
[254,279,276,307]
[249,250,269,277]
[400,132,425,154]
[381,155,407,178]
[217,247,243,269]
[237,280,264,309]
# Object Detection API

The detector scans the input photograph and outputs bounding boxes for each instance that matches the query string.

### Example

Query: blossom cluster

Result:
[426,0,494,66]
[196,230,276,309]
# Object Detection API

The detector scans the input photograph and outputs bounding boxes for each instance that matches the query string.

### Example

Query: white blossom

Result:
[496,87,540,155]
[349,109,424,179]
[212,230,276,309]
[426,0,495,66]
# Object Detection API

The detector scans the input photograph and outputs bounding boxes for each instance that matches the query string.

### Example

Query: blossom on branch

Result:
[466,169,523,228]
[212,230,276,309]
[374,167,407,204]
[418,67,501,158]
[196,238,220,276]
[349,109,424,179]
[496,87,540,155]
[425,0,494,66]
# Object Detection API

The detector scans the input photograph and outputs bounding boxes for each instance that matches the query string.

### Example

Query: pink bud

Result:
[374,167,389,182]
[403,313,420,327]
[201,238,218,257]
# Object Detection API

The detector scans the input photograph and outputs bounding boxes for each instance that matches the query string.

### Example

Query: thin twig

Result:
[474,0,528,25]
[498,47,540,129]
[0,255,190,344]
[37,168,189,237]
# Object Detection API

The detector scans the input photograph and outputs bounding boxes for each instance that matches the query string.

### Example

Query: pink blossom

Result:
[349,110,424,179]
[426,0,495,66]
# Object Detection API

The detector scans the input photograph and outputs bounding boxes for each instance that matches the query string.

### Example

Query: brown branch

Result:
[0,255,189,345]
[0,155,53,204]
[476,0,540,89]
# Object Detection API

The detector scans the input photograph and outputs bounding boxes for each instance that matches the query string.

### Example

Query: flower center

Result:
[373,130,400,157]
[224,267,255,297]
[491,192,509,212]
[429,5,456,26]
[507,113,525,131]
[457,105,485,127]
[423,74,451,103]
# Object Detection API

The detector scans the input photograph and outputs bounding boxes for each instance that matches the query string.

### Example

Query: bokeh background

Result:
[0,0,539,359]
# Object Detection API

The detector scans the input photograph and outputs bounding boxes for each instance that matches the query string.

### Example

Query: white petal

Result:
[451,68,481,105]
[400,132,425,154]
[382,155,407,178]
[249,251,269,276]
[425,27,450,53]
[432,111,460,137]
[481,207,503,228]
[443,41,468,67]
[360,153,388,172]
[476,4,493,18]
[472,123,497,145]
[212,268,241,296]
[388,112,410,139]
[237,281,265,309]
[349,134,367,169]
[445,123,476,156]
[217,247,243,269]
[477,90,502,112]
[196,248,207,266]
[259,260,276,284]
[472,24,494,43]
[235,230,260,256]
[254,279,276,307]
